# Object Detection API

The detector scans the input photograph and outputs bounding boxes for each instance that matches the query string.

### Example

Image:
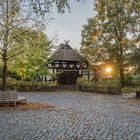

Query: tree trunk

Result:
[2,56,7,91]
[120,67,124,88]
[2,49,7,91]
[2,35,8,91]
[2,0,9,91]
[136,90,140,98]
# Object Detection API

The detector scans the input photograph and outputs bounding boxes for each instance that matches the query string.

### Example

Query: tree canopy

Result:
[8,28,53,80]
[81,0,140,87]
[130,48,140,72]
[0,0,81,90]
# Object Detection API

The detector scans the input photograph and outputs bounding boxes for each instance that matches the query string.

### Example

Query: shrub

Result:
[77,77,121,94]
[16,81,33,91]
[0,78,58,91]
[133,74,140,86]
[16,81,58,91]
[124,74,135,86]
[7,78,17,90]
[122,87,136,94]
[97,79,120,88]
[77,77,94,92]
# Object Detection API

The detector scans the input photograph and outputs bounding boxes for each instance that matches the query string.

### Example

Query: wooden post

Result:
[45,76,47,83]
[136,88,140,98]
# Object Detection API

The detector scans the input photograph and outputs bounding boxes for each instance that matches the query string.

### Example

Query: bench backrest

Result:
[1,91,11,100]
[10,90,18,99]
[0,90,18,100]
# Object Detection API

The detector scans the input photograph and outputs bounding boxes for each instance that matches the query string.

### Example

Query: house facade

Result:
[48,41,89,85]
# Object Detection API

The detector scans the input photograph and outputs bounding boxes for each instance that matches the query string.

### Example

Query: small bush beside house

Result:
[77,77,121,94]
[77,77,94,92]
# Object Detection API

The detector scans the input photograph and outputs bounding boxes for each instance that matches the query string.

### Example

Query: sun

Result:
[105,67,112,73]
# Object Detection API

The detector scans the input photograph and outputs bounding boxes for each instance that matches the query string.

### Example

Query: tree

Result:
[130,47,140,72]
[0,0,81,91]
[81,0,140,88]
[8,28,53,80]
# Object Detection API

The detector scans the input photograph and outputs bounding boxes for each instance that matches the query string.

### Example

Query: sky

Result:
[46,0,95,50]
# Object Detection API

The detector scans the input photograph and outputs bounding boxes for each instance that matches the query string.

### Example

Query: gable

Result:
[50,42,87,63]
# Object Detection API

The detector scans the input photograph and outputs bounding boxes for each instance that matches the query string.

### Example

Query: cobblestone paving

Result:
[0,91,140,140]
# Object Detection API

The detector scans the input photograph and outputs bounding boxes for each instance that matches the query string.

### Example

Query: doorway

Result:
[58,70,79,85]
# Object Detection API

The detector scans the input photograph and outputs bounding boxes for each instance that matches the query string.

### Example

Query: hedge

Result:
[77,77,121,94]
[0,78,58,92]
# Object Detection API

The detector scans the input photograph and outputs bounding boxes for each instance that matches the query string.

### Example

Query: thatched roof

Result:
[50,42,87,62]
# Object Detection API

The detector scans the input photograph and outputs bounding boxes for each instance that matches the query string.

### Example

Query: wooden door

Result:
[58,70,79,85]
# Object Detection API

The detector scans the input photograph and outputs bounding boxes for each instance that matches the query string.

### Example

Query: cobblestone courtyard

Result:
[0,91,140,140]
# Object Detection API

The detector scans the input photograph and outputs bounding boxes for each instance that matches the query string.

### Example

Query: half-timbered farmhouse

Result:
[48,41,89,85]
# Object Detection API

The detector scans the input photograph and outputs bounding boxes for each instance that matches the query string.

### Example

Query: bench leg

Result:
[23,99,26,104]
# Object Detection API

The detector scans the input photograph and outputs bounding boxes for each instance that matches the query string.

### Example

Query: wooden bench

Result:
[0,91,26,107]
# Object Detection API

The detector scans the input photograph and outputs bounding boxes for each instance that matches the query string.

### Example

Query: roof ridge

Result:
[50,42,88,63]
